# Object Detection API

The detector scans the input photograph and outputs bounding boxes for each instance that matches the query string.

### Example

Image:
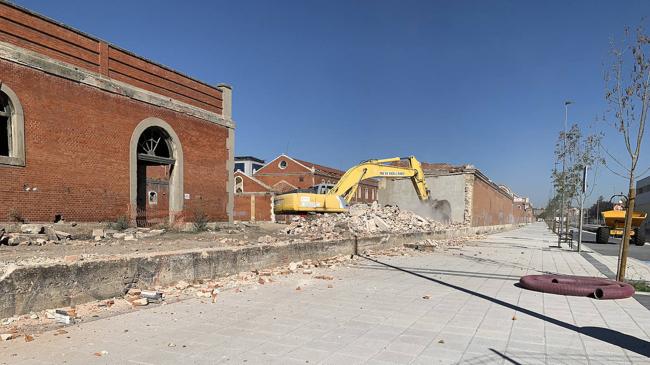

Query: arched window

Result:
[235,176,244,193]
[0,85,25,166]
[138,127,172,159]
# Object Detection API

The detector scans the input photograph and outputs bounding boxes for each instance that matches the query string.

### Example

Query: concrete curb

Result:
[0,224,521,317]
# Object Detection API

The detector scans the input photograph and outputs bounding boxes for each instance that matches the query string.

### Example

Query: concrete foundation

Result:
[0,224,519,317]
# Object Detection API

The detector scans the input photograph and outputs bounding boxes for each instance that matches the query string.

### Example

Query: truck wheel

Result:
[633,228,646,246]
[596,227,610,244]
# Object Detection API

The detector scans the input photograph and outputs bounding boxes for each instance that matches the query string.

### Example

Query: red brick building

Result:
[233,171,274,222]
[0,2,234,225]
[253,154,378,204]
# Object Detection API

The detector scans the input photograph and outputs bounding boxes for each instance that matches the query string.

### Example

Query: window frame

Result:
[0,84,25,167]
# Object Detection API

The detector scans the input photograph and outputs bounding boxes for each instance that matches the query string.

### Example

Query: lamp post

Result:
[558,100,573,247]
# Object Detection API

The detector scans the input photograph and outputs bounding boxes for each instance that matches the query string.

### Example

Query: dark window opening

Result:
[234,163,245,172]
[0,116,8,156]
[137,127,171,158]
[0,92,11,157]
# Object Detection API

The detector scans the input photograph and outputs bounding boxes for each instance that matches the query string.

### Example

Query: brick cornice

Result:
[0,40,235,129]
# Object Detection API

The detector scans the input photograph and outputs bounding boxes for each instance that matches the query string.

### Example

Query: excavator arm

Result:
[329,157,429,203]
[274,156,430,214]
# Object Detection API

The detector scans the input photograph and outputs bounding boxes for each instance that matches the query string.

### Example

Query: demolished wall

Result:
[378,172,469,224]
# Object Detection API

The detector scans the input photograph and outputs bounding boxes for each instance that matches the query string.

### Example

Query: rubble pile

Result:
[94,227,165,242]
[284,202,457,239]
[0,225,72,247]
[403,238,439,252]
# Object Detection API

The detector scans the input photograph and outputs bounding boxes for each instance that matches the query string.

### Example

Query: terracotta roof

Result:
[293,158,345,178]
[292,158,378,187]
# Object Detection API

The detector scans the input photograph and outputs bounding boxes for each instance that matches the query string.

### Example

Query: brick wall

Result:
[0,3,232,224]
[0,59,229,223]
[471,176,514,226]
[0,2,223,113]
[234,194,273,222]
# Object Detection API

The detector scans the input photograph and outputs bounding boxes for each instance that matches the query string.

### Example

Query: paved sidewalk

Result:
[574,244,650,283]
[1,223,649,364]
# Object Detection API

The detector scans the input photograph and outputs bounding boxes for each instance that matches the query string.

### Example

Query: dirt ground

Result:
[0,222,288,267]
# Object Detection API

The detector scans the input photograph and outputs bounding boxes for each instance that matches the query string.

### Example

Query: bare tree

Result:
[604,25,649,281]
[551,124,602,243]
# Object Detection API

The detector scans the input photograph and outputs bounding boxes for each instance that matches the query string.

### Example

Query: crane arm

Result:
[328,156,430,203]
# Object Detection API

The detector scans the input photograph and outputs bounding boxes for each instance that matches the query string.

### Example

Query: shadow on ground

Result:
[359,255,650,359]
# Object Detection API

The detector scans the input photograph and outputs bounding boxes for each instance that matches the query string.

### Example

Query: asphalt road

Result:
[575,230,650,262]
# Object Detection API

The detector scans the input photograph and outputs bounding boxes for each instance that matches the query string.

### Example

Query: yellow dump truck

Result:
[274,156,430,214]
[596,195,647,245]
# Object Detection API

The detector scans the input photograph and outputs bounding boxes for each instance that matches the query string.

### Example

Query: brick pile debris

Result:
[284,202,461,239]
[0,225,166,247]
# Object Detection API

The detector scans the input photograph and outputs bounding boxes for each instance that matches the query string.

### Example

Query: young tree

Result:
[604,25,649,281]
[551,124,602,242]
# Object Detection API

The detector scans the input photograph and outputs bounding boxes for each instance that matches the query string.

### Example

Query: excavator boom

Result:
[274,156,430,214]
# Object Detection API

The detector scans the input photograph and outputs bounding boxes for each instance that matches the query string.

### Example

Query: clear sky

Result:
[14,0,650,207]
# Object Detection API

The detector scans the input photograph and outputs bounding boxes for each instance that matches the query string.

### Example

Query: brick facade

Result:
[471,173,533,226]
[233,171,274,222]
[471,176,516,226]
[0,2,234,225]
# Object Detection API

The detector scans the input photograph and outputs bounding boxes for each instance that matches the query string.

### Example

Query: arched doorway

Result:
[130,118,183,226]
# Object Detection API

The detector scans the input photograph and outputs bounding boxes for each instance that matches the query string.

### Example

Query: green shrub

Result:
[629,280,650,293]
[192,210,209,232]
[8,209,26,223]
[109,215,130,231]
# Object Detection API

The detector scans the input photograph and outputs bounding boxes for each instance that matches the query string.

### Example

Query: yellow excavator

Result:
[274,156,430,214]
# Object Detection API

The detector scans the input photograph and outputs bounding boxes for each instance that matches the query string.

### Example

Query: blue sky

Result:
[14,0,650,207]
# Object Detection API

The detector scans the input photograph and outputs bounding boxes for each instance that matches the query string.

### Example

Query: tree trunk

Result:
[616,177,636,282]
[565,200,571,245]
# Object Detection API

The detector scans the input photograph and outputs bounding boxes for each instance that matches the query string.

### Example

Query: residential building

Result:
[0,2,234,225]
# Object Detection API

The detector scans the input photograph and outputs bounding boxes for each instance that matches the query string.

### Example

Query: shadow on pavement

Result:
[353,263,523,281]
[461,348,631,365]
[452,253,561,276]
[488,349,522,365]
[359,255,650,358]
